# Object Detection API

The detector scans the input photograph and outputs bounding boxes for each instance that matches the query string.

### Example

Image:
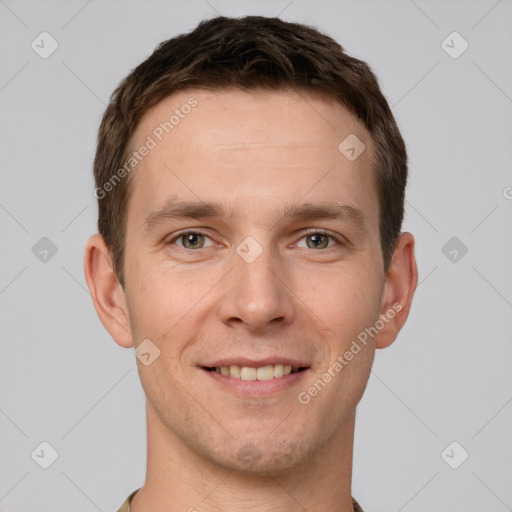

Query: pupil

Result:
[185,233,203,249]
[308,234,327,249]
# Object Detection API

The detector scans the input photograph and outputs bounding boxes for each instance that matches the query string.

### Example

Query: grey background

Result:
[1,0,511,511]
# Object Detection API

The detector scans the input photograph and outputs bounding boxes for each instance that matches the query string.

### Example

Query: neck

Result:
[131,402,357,512]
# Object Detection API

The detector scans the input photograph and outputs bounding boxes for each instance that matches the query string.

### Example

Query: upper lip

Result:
[202,357,310,368]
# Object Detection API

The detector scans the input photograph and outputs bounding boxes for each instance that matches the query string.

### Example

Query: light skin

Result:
[84,89,418,512]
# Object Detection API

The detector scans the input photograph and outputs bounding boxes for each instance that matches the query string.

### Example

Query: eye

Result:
[296,230,341,250]
[167,231,215,250]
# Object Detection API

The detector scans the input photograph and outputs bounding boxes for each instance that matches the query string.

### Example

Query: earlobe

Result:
[376,232,418,349]
[83,234,134,348]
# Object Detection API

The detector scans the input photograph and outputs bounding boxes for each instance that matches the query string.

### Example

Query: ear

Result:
[83,234,134,348]
[375,232,418,349]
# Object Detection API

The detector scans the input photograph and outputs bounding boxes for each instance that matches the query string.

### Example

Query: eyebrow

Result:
[143,197,230,232]
[142,196,368,233]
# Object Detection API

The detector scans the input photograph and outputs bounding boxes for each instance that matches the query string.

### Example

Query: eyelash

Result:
[166,229,344,251]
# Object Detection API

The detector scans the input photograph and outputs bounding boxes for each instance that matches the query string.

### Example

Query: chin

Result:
[207,434,320,478]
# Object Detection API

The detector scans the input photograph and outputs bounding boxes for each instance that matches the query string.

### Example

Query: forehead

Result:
[133,88,369,154]
[127,88,378,231]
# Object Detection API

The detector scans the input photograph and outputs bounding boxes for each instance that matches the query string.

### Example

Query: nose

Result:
[217,242,296,333]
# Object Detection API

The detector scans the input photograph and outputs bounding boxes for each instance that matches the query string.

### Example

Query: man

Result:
[84,15,418,512]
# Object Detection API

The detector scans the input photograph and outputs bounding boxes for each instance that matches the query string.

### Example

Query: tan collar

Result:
[117,488,365,511]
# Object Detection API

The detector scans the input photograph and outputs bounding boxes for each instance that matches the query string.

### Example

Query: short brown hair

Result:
[93,15,408,288]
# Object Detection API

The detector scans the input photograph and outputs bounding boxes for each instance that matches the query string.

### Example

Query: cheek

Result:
[126,260,221,363]
[130,259,205,318]
[297,263,382,335]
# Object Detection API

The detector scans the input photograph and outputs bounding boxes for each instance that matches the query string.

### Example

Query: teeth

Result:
[240,367,257,380]
[229,365,241,378]
[256,365,274,380]
[213,364,304,380]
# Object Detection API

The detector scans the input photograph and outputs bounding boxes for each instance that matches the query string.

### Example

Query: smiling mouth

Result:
[203,364,309,380]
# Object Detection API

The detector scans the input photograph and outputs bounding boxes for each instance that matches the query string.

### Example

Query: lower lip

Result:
[201,368,310,398]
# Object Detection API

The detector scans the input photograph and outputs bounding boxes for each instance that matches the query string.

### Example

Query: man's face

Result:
[122,89,386,474]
